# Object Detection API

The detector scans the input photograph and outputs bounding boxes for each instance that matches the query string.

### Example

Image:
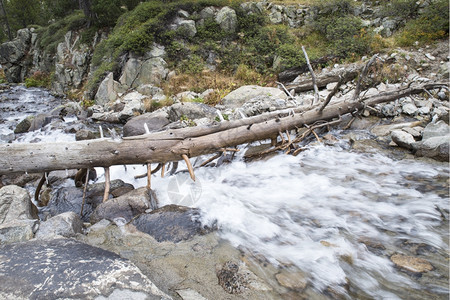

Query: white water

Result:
[3,87,449,298]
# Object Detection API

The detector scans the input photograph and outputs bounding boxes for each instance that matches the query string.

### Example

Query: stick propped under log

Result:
[0,82,445,175]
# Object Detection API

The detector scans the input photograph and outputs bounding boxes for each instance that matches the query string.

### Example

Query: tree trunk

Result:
[0,83,445,175]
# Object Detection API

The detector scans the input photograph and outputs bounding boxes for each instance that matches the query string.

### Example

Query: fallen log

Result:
[0,82,446,175]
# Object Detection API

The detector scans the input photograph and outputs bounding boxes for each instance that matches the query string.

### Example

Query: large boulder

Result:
[0,185,37,223]
[215,7,238,33]
[421,120,449,140]
[123,109,170,137]
[35,211,83,239]
[119,57,169,89]
[95,72,123,106]
[168,102,217,122]
[0,238,170,299]
[413,121,450,161]
[391,130,416,150]
[222,85,287,109]
[0,219,37,245]
[131,205,211,243]
[90,187,156,224]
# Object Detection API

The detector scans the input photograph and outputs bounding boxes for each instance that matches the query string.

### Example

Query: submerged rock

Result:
[131,204,211,243]
[0,238,170,299]
[390,253,434,274]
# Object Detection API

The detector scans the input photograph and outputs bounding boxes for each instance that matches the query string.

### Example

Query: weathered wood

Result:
[302,46,319,105]
[0,83,445,175]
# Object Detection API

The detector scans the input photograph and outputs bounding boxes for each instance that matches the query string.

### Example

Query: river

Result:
[1,85,449,299]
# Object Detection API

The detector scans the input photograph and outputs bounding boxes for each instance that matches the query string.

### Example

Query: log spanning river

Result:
[1,86,449,299]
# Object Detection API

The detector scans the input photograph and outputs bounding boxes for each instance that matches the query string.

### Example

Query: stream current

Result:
[1,86,449,299]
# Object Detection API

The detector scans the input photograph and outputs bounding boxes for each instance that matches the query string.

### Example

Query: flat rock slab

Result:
[0,238,170,299]
[131,205,211,243]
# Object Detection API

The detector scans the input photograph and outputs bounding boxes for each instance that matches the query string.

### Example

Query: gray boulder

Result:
[0,185,37,224]
[14,116,32,134]
[0,28,31,64]
[95,72,122,106]
[131,205,211,243]
[123,110,170,137]
[215,7,237,33]
[168,102,217,122]
[391,130,415,150]
[120,57,168,88]
[35,211,83,239]
[200,6,217,19]
[413,135,450,162]
[177,20,197,38]
[90,187,155,224]
[0,238,171,299]
[0,219,37,245]
[422,120,449,140]
[222,85,287,109]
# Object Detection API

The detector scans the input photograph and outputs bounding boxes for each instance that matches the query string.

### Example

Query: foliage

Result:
[92,0,124,27]
[42,0,78,20]
[0,68,6,83]
[24,71,52,88]
[36,11,86,54]
[380,0,418,19]
[180,54,205,74]
[395,0,449,46]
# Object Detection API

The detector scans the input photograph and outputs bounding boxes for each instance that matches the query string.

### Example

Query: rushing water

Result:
[2,86,449,299]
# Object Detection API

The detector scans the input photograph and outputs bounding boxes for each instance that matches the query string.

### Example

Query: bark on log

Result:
[0,83,445,175]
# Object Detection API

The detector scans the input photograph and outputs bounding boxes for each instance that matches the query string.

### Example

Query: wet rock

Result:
[0,185,37,223]
[222,85,287,109]
[275,270,307,291]
[216,261,250,294]
[41,180,134,222]
[90,187,154,224]
[35,211,83,239]
[14,116,32,133]
[0,219,37,245]
[390,253,433,274]
[215,7,237,33]
[0,173,42,188]
[123,110,170,137]
[168,102,217,122]
[0,238,171,299]
[131,205,210,243]
[75,129,97,141]
[391,130,415,150]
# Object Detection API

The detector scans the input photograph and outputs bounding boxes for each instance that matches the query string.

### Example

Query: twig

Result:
[103,167,110,202]
[311,130,321,143]
[199,153,222,167]
[182,154,195,181]
[276,81,295,99]
[169,161,178,175]
[319,76,344,112]
[161,163,165,178]
[343,117,356,130]
[146,163,151,189]
[353,54,378,102]
[135,163,162,179]
[80,168,89,216]
[301,46,319,105]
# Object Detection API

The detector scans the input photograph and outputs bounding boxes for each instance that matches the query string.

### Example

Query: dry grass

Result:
[162,68,276,106]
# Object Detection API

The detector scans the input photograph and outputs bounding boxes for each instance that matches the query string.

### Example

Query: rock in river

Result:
[131,204,211,243]
[0,238,170,299]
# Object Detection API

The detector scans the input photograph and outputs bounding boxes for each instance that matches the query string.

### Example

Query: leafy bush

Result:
[381,0,418,19]
[395,0,449,46]
[24,71,52,88]
[92,0,124,27]
[37,11,86,54]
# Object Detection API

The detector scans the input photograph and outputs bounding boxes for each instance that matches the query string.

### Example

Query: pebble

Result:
[425,53,436,61]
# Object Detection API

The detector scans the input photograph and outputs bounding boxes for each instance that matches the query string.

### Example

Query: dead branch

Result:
[353,54,378,102]
[319,76,345,112]
[302,46,319,105]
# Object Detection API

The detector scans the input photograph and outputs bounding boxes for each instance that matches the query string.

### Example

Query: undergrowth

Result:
[24,71,52,88]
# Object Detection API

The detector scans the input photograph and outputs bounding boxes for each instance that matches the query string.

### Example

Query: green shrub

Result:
[37,11,86,54]
[395,0,449,46]
[381,0,418,19]
[24,71,52,88]
[180,54,205,74]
